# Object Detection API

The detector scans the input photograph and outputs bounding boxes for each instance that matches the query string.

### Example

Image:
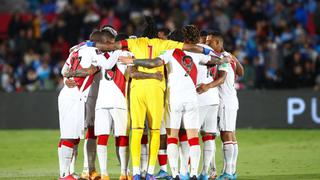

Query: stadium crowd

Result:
[1,0,320,92]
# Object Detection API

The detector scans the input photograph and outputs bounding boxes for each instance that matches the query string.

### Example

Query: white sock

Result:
[140,143,149,173]
[158,149,167,172]
[60,145,74,177]
[232,142,238,174]
[223,141,234,174]
[133,166,140,176]
[118,146,129,175]
[167,139,179,177]
[58,146,63,177]
[211,141,217,175]
[147,166,155,175]
[69,144,78,174]
[201,139,214,175]
[83,138,96,173]
[179,140,189,175]
[97,145,108,175]
[189,138,201,177]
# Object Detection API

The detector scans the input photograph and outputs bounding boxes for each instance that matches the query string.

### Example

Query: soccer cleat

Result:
[155,169,170,179]
[179,174,189,180]
[189,175,197,180]
[127,174,133,180]
[59,174,78,180]
[100,175,110,180]
[172,175,180,180]
[146,173,157,180]
[119,175,127,180]
[216,173,233,180]
[89,171,101,180]
[133,174,141,180]
[80,172,90,180]
[141,171,147,179]
[198,173,209,180]
[232,173,237,180]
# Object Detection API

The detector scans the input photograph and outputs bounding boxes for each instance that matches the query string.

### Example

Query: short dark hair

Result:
[182,25,200,44]
[168,29,184,42]
[115,33,129,41]
[200,30,208,37]
[207,30,223,41]
[89,30,103,43]
[158,28,170,36]
[142,16,157,38]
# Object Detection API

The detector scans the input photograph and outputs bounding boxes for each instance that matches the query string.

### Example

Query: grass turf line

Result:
[0,129,319,180]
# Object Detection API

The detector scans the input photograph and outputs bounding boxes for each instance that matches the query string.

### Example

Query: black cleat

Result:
[173,175,180,180]
[190,175,198,180]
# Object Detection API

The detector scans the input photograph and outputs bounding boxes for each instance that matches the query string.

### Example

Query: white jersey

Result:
[218,51,238,109]
[59,46,116,102]
[196,44,219,106]
[159,49,211,106]
[95,50,132,109]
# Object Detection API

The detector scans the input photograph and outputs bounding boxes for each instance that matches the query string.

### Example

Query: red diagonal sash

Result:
[69,50,85,90]
[172,49,197,86]
[104,52,126,96]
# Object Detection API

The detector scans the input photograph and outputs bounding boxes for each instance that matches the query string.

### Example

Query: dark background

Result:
[1,90,319,129]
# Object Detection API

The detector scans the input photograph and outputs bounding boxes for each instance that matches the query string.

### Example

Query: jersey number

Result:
[148,45,153,59]
[71,55,82,70]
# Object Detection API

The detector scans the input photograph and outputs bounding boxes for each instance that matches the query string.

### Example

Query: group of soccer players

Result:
[57,18,244,180]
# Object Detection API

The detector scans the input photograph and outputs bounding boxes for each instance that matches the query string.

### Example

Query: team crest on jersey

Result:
[182,55,193,76]
[105,69,116,80]
[95,49,102,55]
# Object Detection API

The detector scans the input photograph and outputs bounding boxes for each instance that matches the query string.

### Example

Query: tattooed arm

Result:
[63,65,100,78]
[119,56,164,68]
[127,66,163,81]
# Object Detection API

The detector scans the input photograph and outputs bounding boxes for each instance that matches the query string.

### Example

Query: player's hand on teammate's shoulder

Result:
[196,83,210,94]
[65,78,77,88]
[118,56,135,64]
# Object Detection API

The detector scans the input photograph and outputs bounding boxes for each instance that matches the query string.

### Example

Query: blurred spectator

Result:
[0,0,320,92]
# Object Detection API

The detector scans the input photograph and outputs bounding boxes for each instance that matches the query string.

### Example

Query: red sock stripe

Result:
[179,131,188,142]
[188,137,200,146]
[62,140,74,148]
[97,135,109,145]
[167,137,178,144]
[86,127,96,139]
[223,141,234,145]
[141,135,148,144]
[74,138,80,145]
[116,136,129,146]
[158,154,167,166]
[202,135,215,142]
[58,140,62,148]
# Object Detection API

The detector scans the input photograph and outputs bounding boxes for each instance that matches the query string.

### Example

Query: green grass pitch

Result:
[0,129,319,180]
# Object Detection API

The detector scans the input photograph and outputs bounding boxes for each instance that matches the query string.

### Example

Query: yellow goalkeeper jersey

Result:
[121,37,184,89]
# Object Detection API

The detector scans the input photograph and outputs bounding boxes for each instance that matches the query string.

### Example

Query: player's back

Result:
[96,50,129,110]
[59,46,100,100]
[125,37,183,89]
[196,44,219,106]
[218,52,238,108]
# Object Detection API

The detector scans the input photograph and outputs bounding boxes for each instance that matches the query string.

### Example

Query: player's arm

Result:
[197,67,227,94]
[233,56,244,76]
[95,41,122,51]
[119,56,164,68]
[183,43,221,58]
[127,66,163,81]
[63,65,100,78]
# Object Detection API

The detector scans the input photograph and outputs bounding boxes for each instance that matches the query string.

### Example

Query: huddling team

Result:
[57,19,244,180]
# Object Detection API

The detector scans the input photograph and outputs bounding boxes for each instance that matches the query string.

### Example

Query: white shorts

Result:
[58,96,85,139]
[95,108,129,136]
[160,119,167,135]
[165,102,199,130]
[85,97,97,127]
[218,104,238,132]
[199,105,219,133]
